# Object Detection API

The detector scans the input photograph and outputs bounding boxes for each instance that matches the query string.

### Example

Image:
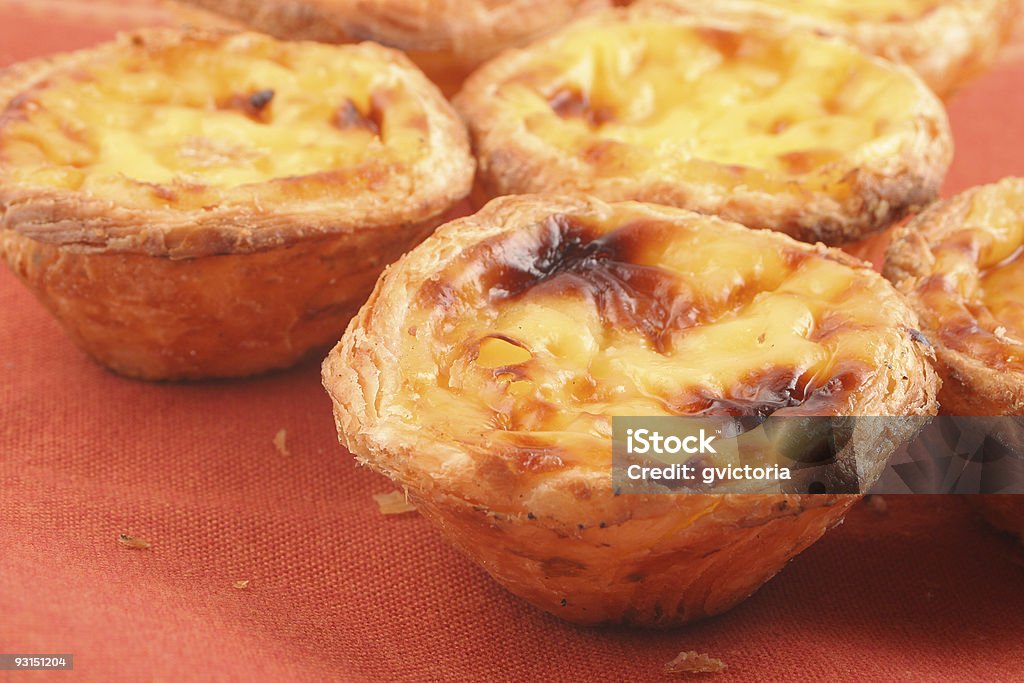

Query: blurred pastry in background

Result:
[456,7,952,246]
[885,178,1024,415]
[0,30,473,380]
[638,0,1023,99]
[167,0,609,95]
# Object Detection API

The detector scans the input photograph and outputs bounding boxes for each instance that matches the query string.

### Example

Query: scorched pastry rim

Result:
[0,29,474,258]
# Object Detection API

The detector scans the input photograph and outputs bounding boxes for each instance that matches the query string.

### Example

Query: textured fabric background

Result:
[1,2,1023,681]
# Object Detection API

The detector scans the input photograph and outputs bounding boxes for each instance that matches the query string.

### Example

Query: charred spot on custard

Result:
[333,98,380,135]
[335,89,390,136]
[219,88,275,123]
[668,360,867,418]
[548,88,616,128]
[476,215,705,354]
[670,366,811,418]
[694,26,747,61]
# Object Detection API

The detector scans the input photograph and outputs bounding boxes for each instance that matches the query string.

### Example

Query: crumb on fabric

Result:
[273,429,290,456]
[117,533,151,550]
[233,580,250,590]
[373,491,417,515]
[665,651,727,676]
[866,495,888,515]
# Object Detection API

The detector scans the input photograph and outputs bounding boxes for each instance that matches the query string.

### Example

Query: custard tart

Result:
[170,0,609,95]
[455,8,952,246]
[0,30,473,380]
[639,0,1022,98]
[323,195,939,626]
[884,178,1024,416]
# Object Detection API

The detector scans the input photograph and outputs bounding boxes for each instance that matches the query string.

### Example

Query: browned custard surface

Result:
[475,20,925,177]
[384,198,932,478]
[0,31,453,224]
[455,8,951,243]
[907,180,1024,373]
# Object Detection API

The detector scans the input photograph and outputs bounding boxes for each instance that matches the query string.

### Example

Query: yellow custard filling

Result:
[0,32,434,211]
[392,203,914,460]
[497,19,923,180]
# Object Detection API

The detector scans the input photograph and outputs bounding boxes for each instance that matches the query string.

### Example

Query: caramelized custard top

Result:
[389,201,921,466]
[908,179,1024,371]
[0,31,450,213]
[471,15,929,182]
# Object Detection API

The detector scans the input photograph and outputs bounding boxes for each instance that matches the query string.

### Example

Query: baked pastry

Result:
[0,29,473,380]
[884,178,1024,415]
[323,194,939,626]
[639,0,1022,98]
[455,8,952,246]
[169,0,609,96]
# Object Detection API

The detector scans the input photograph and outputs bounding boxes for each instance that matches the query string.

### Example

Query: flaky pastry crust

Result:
[0,29,473,380]
[639,0,1023,99]
[884,178,1024,416]
[455,8,952,246]
[169,0,609,95]
[324,195,939,625]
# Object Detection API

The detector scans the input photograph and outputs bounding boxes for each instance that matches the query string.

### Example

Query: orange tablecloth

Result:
[1,3,1023,681]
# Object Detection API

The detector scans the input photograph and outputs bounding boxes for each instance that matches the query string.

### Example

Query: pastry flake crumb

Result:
[117,533,151,550]
[664,651,726,676]
[233,580,250,590]
[866,495,888,515]
[373,491,417,515]
[273,429,290,456]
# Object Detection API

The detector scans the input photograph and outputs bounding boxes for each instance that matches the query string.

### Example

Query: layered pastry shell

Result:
[0,29,473,380]
[884,178,1024,415]
[169,0,609,95]
[324,194,939,626]
[639,0,1023,98]
[455,8,952,246]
